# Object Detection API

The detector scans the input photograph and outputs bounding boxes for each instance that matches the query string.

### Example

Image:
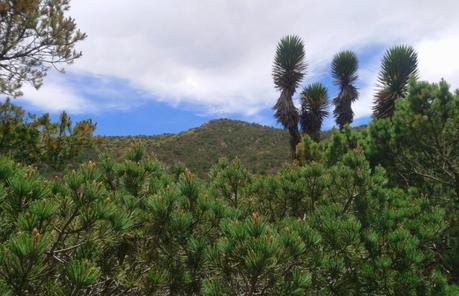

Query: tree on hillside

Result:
[331,50,359,129]
[0,0,86,97]
[373,45,418,119]
[0,99,97,170]
[300,83,329,142]
[272,35,306,160]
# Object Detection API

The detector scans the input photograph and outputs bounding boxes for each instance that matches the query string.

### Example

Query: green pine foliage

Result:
[0,99,97,173]
[0,0,86,97]
[0,80,457,295]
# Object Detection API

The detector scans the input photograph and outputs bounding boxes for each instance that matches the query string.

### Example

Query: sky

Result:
[11,0,459,135]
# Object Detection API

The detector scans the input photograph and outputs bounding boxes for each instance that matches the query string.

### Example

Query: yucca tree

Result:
[373,45,418,119]
[273,35,307,159]
[300,83,329,142]
[331,50,359,129]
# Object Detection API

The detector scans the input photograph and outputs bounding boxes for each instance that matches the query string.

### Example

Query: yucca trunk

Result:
[274,90,300,160]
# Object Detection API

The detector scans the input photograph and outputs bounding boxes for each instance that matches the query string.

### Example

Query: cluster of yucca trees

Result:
[273,35,418,159]
[0,79,457,295]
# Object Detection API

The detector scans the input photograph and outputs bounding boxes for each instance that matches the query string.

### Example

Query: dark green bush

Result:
[0,80,457,295]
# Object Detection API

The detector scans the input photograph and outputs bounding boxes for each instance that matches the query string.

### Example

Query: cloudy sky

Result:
[16,0,459,135]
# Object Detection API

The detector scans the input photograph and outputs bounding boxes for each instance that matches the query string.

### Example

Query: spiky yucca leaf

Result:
[332,51,358,86]
[331,50,359,129]
[300,83,329,142]
[272,35,307,95]
[373,45,418,118]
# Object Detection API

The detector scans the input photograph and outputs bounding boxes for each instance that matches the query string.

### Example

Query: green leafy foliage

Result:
[0,0,86,97]
[1,3,457,294]
[209,158,251,208]
[368,79,459,283]
[332,50,359,129]
[373,45,418,118]
[92,119,294,178]
[300,82,329,142]
[0,99,97,173]
[272,35,307,95]
[0,80,457,295]
[66,259,101,289]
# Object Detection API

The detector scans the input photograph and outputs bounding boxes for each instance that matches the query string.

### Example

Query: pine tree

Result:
[0,0,86,97]
[0,81,457,295]
[0,100,97,171]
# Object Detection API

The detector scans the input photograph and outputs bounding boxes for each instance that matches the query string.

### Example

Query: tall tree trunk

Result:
[311,129,320,143]
[288,127,301,161]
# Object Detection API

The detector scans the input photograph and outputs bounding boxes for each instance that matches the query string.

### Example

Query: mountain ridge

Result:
[94,118,291,177]
[87,118,367,177]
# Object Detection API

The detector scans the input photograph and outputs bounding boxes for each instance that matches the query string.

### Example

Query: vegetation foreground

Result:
[0,1,458,294]
[0,80,457,295]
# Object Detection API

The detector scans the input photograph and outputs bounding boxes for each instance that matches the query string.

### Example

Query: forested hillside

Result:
[87,119,348,177]
[94,119,291,177]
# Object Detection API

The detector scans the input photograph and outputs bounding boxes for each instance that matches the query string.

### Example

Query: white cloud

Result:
[353,68,379,119]
[18,72,154,114]
[19,77,96,114]
[27,0,459,118]
[417,33,459,89]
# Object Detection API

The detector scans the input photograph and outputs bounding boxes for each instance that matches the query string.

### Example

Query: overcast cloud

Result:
[21,0,459,119]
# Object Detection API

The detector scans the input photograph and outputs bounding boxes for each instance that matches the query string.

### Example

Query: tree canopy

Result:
[0,0,86,97]
[0,80,457,295]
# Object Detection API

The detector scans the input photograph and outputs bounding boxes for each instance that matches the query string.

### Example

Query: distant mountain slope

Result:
[95,119,292,177]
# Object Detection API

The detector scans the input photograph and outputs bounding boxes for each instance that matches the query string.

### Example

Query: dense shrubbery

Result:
[0,100,97,173]
[0,80,457,295]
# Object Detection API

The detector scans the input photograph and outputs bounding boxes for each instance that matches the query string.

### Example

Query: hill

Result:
[92,119,292,177]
